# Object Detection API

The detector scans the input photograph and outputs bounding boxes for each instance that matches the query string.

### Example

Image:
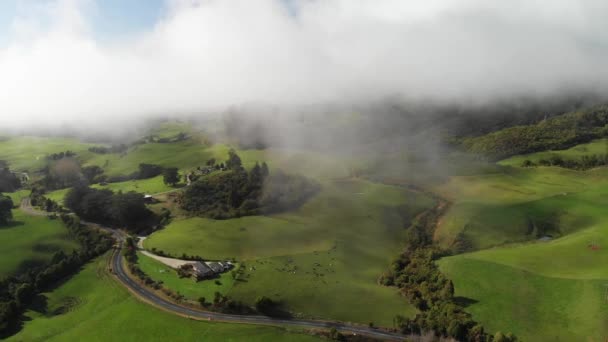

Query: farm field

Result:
[5,189,30,204]
[438,247,608,341]
[135,251,238,301]
[146,179,432,325]
[45,176,175,204]
[433,165,608,250]
[431,140,608,340]
[0,209,79,278]
[8,255,322,342]
[0,136,97,172]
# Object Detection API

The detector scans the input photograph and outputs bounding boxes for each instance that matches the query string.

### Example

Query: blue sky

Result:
[0,0,167,43]
[0,0,297,44]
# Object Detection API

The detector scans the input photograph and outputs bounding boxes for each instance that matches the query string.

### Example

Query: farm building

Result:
[189,262,215,278]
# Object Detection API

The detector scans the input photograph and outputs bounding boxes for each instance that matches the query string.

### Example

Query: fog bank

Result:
[1,0,607,130]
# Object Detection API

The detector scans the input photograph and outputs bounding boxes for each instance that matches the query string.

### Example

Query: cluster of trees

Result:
[0,214,112,336]
[198,291,252,314]
[29,187,62,213]
[181,150,318,219]
[0,195,13,226]
[64,186,158,234]
[0,164,21,193]
[522,153,608,170]
[88,144,128,154]
[254,296,285,317]
[46,151,76,161]
[40,157,82,190]
[461,105,608,160]
[379,201,517,342]
[162,168,180,186]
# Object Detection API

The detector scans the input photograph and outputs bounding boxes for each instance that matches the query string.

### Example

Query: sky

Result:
[0,0,166,43]
[0,0,607,130]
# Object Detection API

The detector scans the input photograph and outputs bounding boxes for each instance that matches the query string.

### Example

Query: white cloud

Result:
[0,0,607,129]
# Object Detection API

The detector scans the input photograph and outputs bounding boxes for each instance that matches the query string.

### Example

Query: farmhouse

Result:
[205,261,230,273]
[189,261,215,278]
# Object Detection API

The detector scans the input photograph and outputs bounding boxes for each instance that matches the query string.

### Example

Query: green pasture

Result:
[433,166,608,250]
[0,209,79,278]
[145,179,432,325]
[9,255,321,342]
[136,252,237,301]
[0,136,97,172]
[438,256,608,341]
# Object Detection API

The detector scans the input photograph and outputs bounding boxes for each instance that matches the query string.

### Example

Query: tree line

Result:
[180,149,319,219]
[522,153,608,170]
[0,195,13,226]
[461,105,608,160]
[379,200,517,342]
[64,186,159,234]
[0,214,113,337]
[0,163,21,193]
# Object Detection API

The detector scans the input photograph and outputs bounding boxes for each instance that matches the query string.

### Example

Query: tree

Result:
[226,149,243,170]
[255,296,276,314]
[328,327,345,341]
[82,165,104,183]
[137,163,163,179]
[0,166,21,192]
[163,168,180,186]
[198,297,206,307]
[261,162,269,179]
[0,194,13,225]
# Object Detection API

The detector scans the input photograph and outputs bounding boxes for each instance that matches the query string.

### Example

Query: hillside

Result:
[460,105,608,159]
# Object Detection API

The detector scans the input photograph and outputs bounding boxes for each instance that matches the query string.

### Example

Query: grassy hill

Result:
[145,179,432,325]
[431,138,608,340]
[438,257,608,341]
[433,166,608,251]
[0,136,98,172]
[8,255,321,342]
[0,209,79,278]
[460,105,608,160]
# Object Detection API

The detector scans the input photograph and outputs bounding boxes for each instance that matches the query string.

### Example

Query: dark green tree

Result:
[261,162,269,179]
[163,167,180,186]
[226,149,243,170]
[0,194,13,225]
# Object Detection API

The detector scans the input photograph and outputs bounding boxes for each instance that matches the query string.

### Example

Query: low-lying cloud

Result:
[1,0,607,129]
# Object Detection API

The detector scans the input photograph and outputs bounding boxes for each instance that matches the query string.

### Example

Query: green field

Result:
[0,136,97,172]
[146,179,432,325]
[136,252,237,300]
[429,140,608,340]
[433,166,608,250]
[500,138,608,167]
[5,190,29,204]
[0,209,79,278]
[45,176,175,204]
[439,250,608,341]
[9,255,322,342]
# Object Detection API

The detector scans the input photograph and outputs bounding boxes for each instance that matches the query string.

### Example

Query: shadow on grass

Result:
[453,296,478,308]
[0,220,25,230]
[0,263,88,339]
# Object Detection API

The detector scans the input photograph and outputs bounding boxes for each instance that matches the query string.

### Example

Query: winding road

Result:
[21,198,408,341]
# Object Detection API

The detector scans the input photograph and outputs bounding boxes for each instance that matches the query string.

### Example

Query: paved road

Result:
[110,242,407,341]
